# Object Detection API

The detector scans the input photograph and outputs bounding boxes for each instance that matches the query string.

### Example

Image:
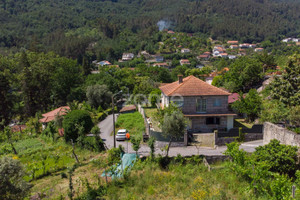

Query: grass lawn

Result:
[115,112,145,137]
[234,118,254,129]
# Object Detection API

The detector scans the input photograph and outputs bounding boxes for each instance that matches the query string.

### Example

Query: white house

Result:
[282,38,292,43]
[122,53,134,61]
[228,55,237,59]
[181,48,191,53]
[254,48,264,52]
[180,59,190,65]
[230,45,239,49]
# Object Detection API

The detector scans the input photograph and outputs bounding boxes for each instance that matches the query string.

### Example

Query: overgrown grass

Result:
[102,158,268,200]
[234,118,254,129]
[1,136,98,182]
[144,107,161,131]
[116,112,145,137]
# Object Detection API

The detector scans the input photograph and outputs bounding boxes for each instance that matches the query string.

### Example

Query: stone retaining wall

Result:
[216,133,263,146]
[263,122,299,146]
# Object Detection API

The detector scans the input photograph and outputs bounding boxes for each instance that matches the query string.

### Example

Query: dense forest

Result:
[1,0,300,53]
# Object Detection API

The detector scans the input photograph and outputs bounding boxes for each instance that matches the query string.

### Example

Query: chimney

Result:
[178,75,183,84]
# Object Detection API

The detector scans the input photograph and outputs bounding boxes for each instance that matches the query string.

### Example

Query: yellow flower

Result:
[12,156,19,160]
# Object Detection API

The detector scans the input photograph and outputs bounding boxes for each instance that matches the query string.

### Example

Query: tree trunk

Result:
[10,142,18,155]
[166,137,173,157]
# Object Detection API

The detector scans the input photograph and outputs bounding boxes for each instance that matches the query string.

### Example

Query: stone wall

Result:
[263,122,300,146]
[216,133,263,146]
[193,133,215,148]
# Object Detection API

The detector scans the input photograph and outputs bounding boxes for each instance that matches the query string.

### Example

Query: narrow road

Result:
[98,114,135,153]
[98,115,263,156]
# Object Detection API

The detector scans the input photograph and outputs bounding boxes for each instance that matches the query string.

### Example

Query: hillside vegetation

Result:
[1,0,300,51]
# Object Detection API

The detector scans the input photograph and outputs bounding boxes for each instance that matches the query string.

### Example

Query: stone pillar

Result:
[213,130,218,148]
[184,130,188,146]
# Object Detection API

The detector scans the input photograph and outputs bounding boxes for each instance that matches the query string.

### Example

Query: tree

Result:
[253,139,299,177]
[149,89,161,107]
[86,84,112,109]
[256,52,276,73]
[63,110,94,142]
[231,89,262,122]
[289,105,300,127]
[223,57,263,92]
[161,110,187,157]
[1,127,18,155]
[147,137,156,159]
[130,136,141,156]
[260,100,289,124]
[0,70,13,129]
[269,54,300,107]
[0,157,31,200]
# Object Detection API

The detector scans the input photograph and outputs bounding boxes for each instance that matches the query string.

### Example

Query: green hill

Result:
[0,0,300,49]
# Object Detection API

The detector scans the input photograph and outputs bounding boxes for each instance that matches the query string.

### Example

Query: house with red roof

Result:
[227,41,239,45]
[159,75,236,132]
[39,106,70,130]
[180,59,190,65]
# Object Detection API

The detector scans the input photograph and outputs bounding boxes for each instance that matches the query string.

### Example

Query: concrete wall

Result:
[263,122,300,146]
[216,133,263,146]
[193,133,215,148]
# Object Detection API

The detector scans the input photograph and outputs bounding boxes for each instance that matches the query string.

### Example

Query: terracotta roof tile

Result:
[120,105,137,113]
[159,75,231,96]
[39,106,70,123]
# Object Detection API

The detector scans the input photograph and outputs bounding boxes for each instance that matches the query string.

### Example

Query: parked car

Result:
[116,129,127,141]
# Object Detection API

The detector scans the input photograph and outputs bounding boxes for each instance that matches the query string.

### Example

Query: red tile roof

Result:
[198,54,210,58]
[11,125,26,133]
[228,93,240,104]
[120,105,137,113]
[39,106,70,123]
[159,75,231,96]
[227,41,239,44]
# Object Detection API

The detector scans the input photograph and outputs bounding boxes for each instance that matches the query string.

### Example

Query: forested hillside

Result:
[1,0,300,51]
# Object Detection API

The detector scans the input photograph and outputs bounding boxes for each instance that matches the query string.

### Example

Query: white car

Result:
[116,129,127,141]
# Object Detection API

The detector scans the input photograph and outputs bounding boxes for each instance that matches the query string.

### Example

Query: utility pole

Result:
[112,90,122,148]
[112,96,116,148]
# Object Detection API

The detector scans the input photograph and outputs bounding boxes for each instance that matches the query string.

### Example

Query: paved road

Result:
[98,114,263,156]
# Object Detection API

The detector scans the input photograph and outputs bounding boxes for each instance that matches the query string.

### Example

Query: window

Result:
[213,98,222,107]
[206,117,220,125]
[196,98,206,113]
[171,96,184,107]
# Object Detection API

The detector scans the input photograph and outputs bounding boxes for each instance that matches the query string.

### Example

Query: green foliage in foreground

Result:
[116,112,145,137]
[0,157,31,200]
[78,153,300,200]
[225,140,300,199]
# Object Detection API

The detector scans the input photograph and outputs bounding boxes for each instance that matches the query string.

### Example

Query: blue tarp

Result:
[102,153,137,179]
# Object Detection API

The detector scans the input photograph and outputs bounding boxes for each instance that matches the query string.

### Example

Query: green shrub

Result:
[108,145,124,165]
[157,155,171,169]
[63,110,94,142]
[0,157,31,199]
[82,136,105,152]
[253,139,299,177]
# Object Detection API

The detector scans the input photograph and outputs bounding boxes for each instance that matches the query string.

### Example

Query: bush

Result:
[82,136,105,152]
[253,139,299,177]
[108,146,125,165]
[0,157,31,199]
[157,155,171,169]
[63,110,94,142]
